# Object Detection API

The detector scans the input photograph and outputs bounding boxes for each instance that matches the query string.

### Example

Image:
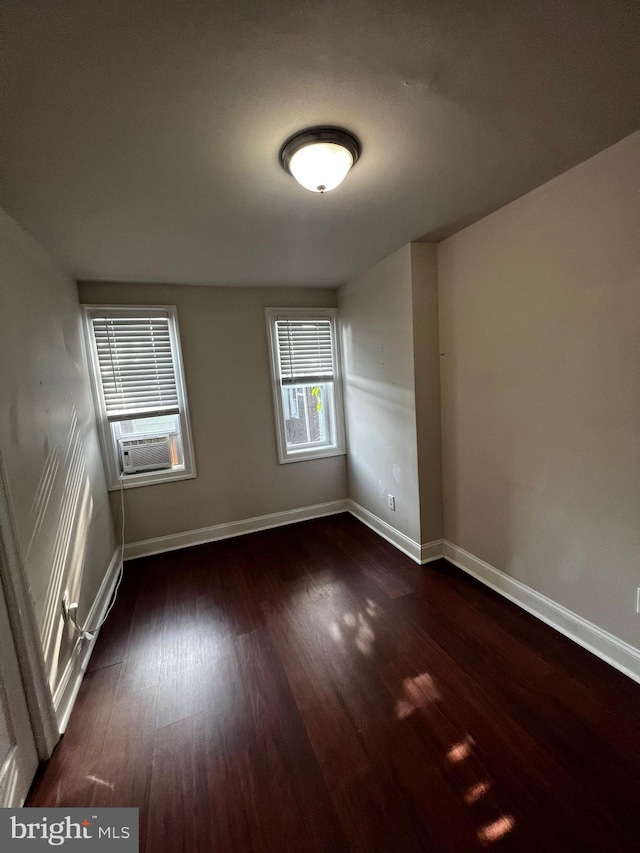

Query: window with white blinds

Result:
[89,313,180,422]
[83,305,196,489]
[275,317,335,386]
[266,308,345,464]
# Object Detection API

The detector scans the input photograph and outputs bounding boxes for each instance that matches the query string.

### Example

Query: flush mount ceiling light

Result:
[280,127,361,193]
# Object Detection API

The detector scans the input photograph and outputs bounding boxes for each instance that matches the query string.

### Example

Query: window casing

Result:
[82,305,196,489]
[265,308,345,463]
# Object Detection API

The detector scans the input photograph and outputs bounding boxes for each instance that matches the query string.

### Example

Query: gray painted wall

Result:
[338,243,443,549]
[438,131,640,646]
[339,245,422,544]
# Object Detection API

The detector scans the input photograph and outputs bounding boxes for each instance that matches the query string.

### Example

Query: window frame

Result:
[82,304,197,490]
[265,307,346,464]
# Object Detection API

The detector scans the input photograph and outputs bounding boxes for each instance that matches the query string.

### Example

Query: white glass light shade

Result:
[288,142,354,193]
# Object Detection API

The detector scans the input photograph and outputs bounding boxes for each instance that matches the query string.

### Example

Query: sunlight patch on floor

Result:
[395,672,440,719]
[447,734,475,763]
[478,815,516,845]
[464,780,491,804]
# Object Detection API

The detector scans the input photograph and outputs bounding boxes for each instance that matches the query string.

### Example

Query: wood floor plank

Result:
[90,684,158,845]
[205,746,257,853]
[27,514,640,852]
[87,565,139,673]
[263,597,372,790]
[27,665,120,807]
[145,713,211,853]
[115,555,171,697]
[233,628,350,852]
[155,660,217,731]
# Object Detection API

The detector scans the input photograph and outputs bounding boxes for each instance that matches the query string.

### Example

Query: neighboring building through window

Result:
[265,307,345,463]
[82,305,196,489]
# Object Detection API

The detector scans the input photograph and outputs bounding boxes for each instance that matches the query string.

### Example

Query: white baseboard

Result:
[443,541,640,685]
[124,500,349,561]
[420,540,445,563]
[53,546,123,732]
[346,501,443,565]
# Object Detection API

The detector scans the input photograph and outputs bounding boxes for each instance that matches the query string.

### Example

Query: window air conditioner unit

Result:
[119,435,172,474]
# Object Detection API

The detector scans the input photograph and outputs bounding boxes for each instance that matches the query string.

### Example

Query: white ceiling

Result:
[1,0,639,287]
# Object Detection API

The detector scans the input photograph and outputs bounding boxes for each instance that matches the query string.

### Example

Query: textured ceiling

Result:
[1,0,639,286]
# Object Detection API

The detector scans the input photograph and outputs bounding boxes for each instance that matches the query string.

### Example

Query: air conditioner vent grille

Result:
[120,435,172,473]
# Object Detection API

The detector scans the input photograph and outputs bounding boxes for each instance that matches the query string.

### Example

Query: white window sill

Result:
[107,468,197,491]
[278,447,346,465]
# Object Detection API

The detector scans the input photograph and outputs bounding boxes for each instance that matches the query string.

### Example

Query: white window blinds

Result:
[275,317,335,386]
[89,313,180,422]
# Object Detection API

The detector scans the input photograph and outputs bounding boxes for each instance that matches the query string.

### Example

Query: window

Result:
[82,305,196,489]
[265,307,345,463]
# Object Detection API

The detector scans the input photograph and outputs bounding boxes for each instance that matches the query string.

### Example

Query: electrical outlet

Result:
[388,494,395,511]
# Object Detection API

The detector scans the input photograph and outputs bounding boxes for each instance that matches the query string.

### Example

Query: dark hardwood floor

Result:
[28,513,640,851]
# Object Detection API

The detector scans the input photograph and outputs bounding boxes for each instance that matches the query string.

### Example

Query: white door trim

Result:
[0,453,59,760]
[0,571,39,806]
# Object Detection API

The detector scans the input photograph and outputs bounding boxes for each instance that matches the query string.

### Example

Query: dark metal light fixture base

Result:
[279,127,361,177]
